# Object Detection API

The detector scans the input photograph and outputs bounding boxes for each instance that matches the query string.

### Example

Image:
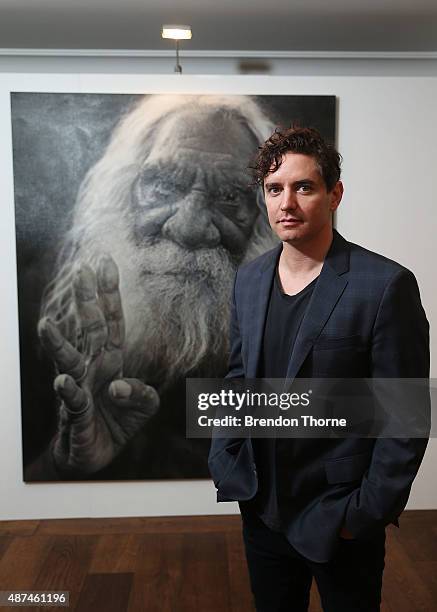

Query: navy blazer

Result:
[208,229,430,562]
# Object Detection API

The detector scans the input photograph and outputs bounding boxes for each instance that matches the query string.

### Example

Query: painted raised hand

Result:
[38,255,159,474]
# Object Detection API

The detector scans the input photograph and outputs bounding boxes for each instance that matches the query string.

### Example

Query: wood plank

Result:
[0,535,53,590]
[309,580,323,612]
[88,534,140,574]
[413,561,437,603]
[0,536,13,562]
[225,530,254,612]
[0,520,40,536]
[31,535,97,611]
[391,517,437,562]
[129,531,232,612]
[128,533,184,612]
[178,532,231,612]
[398,510,436,526]
[75,572,133,612]
[380,597,393,612]
[382,529,435,611]
[37,515,242,536]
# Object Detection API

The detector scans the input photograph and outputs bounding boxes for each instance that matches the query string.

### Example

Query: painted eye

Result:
[152,182,173,197]
[219,190,237,202]
[142,180,173,203]
[133,176,187,207]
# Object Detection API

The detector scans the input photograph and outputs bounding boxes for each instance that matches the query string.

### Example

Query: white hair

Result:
[42,94,277,385]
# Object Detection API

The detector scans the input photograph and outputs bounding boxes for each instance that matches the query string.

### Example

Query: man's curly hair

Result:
[250,125,341,192]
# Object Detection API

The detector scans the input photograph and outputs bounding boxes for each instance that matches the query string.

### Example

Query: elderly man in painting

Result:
[27,94,276,480]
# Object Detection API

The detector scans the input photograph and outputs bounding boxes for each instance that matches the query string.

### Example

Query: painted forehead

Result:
[150,107,259,158]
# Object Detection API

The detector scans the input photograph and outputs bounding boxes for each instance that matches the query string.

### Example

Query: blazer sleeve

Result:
[208,271,245,481]
[344,268,430,537]
[225,270,245,380]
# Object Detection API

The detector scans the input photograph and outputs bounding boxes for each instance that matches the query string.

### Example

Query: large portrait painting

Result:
[12,92,335,481]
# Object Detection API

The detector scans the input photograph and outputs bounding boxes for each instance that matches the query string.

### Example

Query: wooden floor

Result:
[0,510,435,611]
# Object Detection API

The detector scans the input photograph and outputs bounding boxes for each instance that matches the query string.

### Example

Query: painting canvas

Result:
[11,92,336,481]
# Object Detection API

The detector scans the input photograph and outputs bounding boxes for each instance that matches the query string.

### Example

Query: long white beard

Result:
[117,236,236,385]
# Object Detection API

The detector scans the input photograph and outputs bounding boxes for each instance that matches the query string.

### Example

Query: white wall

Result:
[1,53,437,76]
[0,71,436,520]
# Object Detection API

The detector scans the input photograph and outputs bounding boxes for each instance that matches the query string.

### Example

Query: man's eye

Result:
[297,184,312,193]
[267,187,281,195]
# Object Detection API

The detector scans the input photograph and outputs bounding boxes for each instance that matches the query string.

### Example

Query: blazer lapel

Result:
[285,230,351,380]
[246,244,282,377]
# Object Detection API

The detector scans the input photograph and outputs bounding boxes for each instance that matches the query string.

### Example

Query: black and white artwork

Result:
[12,92,335,481]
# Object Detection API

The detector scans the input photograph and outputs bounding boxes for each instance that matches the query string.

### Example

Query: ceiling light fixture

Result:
[161,24,192,74]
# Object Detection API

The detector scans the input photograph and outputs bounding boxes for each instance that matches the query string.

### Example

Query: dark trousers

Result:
[241,512,386,612]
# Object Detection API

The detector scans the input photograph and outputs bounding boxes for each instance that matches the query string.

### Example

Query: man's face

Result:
[105,107,262,379]
[263,152,343,245]
[131,108,259,259]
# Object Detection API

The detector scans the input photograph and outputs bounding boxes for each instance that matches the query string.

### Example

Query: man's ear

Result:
[330,181,344,211]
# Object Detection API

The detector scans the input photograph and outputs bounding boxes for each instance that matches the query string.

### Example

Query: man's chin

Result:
[278,231,305,245]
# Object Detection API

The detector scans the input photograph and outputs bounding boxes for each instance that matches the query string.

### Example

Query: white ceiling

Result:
[0,0,436,52]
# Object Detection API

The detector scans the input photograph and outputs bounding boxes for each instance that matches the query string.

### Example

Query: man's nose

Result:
[280,187,298,211]
[162,190,221,249]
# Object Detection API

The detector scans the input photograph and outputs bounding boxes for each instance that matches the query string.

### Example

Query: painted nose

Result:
[162,192,221,249]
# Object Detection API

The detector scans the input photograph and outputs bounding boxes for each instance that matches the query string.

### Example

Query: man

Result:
[208,126,429,611]
[27,95,277,480]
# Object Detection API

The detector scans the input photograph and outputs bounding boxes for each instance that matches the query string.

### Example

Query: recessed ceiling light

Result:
[161,25,192,41]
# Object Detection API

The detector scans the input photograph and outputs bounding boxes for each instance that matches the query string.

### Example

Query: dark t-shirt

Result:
[261,270,318,378]
[241,269,318,530]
